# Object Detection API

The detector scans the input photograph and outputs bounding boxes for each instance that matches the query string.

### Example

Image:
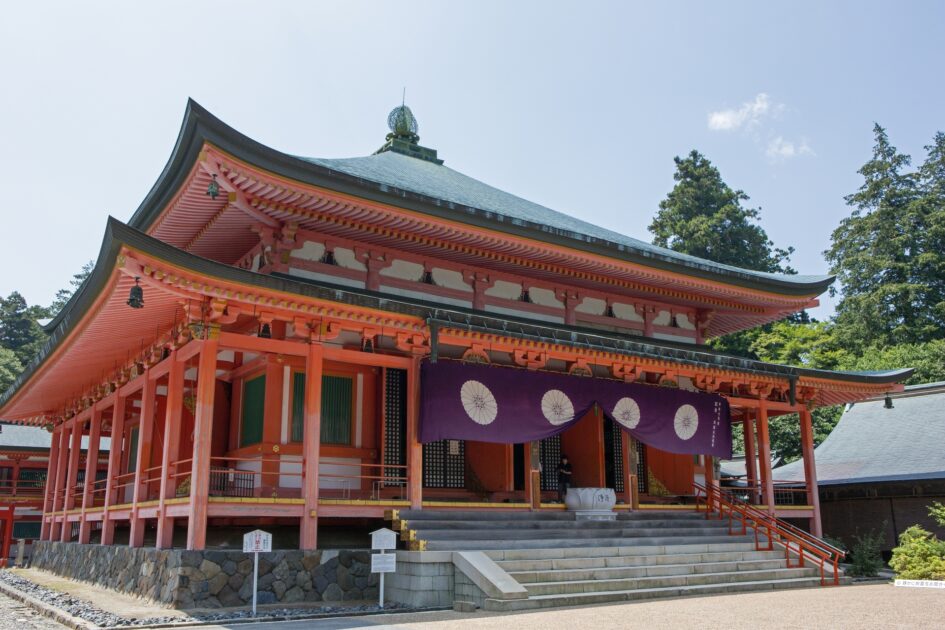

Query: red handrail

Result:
[693,482,844,586]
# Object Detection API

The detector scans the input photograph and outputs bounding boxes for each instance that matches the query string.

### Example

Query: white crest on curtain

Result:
[674,404,699,440]
[541,389,575,425]
[460,380,498,425]
[612,397,641,429]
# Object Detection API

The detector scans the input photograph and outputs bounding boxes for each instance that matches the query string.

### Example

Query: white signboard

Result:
[895,579,945,589]
[370,527,397,551]
[371,552,397,573]
[242,529,272,616]
[243,529,273,553]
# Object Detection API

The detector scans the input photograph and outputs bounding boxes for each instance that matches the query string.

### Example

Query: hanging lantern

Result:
[206,174,220,200]
[605,303,616,318]
[420,269,435,285]
[884,394,894,409]
[127,277,144,309]
[520,288,532,303]
[258,322,272,339]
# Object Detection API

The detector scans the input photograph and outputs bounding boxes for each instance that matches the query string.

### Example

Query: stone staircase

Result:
[391,509,831,610]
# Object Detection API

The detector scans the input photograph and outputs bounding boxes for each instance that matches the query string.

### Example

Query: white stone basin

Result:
[564,487,616,520]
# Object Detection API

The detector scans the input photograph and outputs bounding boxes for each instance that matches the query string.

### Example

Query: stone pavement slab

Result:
[177,583,945,630]
[0,587,66,630]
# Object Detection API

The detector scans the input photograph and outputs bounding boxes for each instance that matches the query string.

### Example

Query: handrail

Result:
[693,482,844,586]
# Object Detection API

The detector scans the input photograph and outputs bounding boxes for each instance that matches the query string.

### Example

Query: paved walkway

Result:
[0,589,64,630]
[186,584,945,630]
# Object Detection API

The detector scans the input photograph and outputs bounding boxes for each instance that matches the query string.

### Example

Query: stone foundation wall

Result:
[31,542,378,609]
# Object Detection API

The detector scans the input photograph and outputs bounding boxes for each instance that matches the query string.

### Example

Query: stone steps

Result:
[482,576,825,611]
[411,526,732,541]
[423,534,753,551]
[494,548,777,571]
[522,567,818,596]
[509,558,790,583]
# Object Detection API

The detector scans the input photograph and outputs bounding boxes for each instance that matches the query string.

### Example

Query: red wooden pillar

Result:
[186,338,219,551]
[101,395,127,545]
[406,356,422,510]
[621,434,633,507]
[261,357,284,491]
[799,408,823,537]
[61,420,84,541]
[742,412,760,504]
[130,371,155,548]
[300,342,323,550]
[40,426,62,541]
[756,401,776,514]
[157,353,184,549]
[78,406,103,544]
[49,426,70,541]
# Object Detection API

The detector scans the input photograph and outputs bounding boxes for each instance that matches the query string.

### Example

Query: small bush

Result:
[929,502,945,528]
[889,525,945,580]
[847,528,884,577]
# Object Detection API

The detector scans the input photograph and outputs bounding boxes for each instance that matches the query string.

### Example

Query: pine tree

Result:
[0,292,48,366]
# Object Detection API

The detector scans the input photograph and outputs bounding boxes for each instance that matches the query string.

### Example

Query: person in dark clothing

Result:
[557,455,573,502]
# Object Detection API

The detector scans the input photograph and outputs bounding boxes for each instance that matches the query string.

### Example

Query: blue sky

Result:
[1,1,942,320]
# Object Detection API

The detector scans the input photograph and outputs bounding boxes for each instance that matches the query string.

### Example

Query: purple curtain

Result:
[419,360,732,458]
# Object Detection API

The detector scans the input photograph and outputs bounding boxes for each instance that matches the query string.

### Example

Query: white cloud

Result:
[707,93,778,131]
[765,136,814,160]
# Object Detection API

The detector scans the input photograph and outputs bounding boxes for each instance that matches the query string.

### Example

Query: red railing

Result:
[693,481,844,586]
[0,479,45,497]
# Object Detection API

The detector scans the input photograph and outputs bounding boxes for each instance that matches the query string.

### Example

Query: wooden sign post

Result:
[242,529,272,616]
[370,528,397,608]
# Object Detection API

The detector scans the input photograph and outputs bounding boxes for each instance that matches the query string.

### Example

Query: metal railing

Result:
[719,481,810,507]
[694,481,844,586]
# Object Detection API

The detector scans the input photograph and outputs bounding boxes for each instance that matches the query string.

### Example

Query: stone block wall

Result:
[31,542,378,609]
[385,551,455,608]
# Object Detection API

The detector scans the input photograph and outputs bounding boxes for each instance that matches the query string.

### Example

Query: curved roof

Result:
[0,218,908,423]
[127,99,834,298]
[772,382,945,485]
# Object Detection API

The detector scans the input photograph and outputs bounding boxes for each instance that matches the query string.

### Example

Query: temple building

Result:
[0,100,911,559]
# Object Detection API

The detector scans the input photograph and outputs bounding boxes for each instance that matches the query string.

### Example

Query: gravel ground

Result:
[0,587,65,630]
[0,570,413,628]
[183,583,945,630]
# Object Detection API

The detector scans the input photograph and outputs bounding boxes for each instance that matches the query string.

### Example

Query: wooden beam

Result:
[157,351,184,549]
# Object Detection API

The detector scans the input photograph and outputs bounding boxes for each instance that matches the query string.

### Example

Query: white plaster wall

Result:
[333,247,367,271]
[485,280,522,300]
[279,456,302,489]
[676,313,696,330]
[319,457,362,491]
[652,310,672,326]
[484,304,565,324]
[528,287,563,308]
[652,332,695,344]
[291,240,326,262]
[575,297,606,315]
[377,285,473,308]
[611,302,644,322]
[431,268,472,291]
[379,259,424,281]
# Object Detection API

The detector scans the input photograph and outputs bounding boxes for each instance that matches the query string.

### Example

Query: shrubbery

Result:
[847,528,884,577]
[889,502,945,580]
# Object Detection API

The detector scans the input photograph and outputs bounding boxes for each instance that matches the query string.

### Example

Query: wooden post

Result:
[742,412,760,504]
[40,426,62,541]
[621,432,633,507]
[78,406,103,544]
[61,420,84,541]
[157,354,184,549]
[101,395,127,546]
[49,426,70,541]
[799,408,823,537]
[756,401,776,514]
[406,357,422,510]
[130,372,155,548]
[300,342,323,550]
[528,441,541,509]
[186,338,219,551]
[261,357,284,491]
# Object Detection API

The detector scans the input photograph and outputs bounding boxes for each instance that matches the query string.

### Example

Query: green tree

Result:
[841,339,945,385]
[825,125,945,352]
[649,150,795,273]
[649,150,797,359]
[48,260,94,316]
[0,292,48,366]
[0,347,23,394]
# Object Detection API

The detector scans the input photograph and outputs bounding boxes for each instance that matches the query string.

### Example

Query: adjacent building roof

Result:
[127,99,834,298]
[0,423,110,452]
[772,382,945,485]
